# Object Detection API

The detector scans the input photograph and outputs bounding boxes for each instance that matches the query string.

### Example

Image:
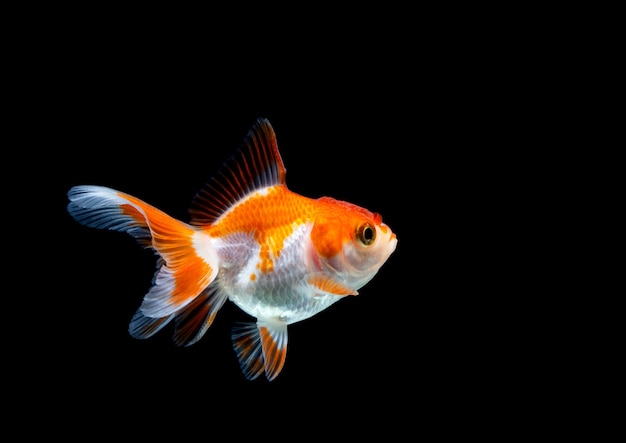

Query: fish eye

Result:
[356,222,376,246]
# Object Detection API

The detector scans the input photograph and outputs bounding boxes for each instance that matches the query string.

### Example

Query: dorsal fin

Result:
[188,118,286,226]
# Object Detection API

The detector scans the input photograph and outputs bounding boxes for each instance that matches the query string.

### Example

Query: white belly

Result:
[213,225,343,324]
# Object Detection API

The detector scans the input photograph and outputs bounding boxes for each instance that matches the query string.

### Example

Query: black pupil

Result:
[363,226,373,241]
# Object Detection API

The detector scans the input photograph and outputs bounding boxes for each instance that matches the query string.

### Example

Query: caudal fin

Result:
[67,185,221,333]
[67,185,153,246]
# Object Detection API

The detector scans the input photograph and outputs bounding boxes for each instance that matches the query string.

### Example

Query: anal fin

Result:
[231,320,288,381]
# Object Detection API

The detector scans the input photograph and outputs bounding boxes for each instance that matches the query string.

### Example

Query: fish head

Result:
[310,197,398,291]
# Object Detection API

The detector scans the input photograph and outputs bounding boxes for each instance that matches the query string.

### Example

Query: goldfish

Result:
[66,118,397,381]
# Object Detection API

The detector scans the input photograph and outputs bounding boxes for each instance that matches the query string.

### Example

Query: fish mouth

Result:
[380,223,397,247]
[387,234,398,256]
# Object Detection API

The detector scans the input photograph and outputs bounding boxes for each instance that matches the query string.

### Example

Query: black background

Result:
[10,11,554,438]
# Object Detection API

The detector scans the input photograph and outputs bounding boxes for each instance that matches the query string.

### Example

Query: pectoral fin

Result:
[307,273,358,296]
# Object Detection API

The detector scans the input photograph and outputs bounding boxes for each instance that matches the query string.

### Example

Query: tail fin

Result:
[67,185,221,337]
[129,284,229,346]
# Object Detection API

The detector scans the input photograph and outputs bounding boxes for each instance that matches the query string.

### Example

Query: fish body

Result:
[67,118,397,380]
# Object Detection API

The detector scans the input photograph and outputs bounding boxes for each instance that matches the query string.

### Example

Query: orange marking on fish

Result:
[257,243,273,273]
[211,186,317,273]
[310,216,343,258]
[310,197,380,258]
[120,196,213,307]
